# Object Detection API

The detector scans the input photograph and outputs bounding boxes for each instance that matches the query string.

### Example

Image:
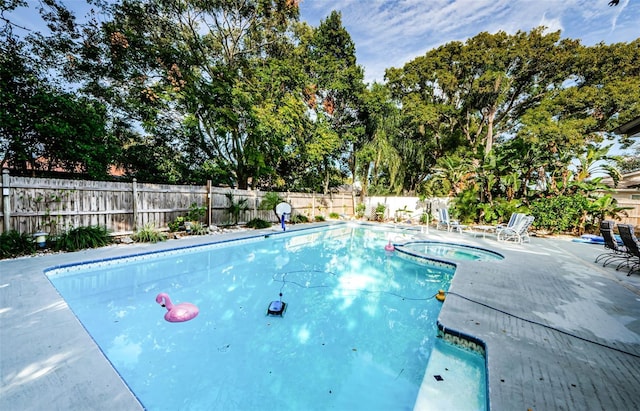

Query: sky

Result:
[299,0,640,84]
[6,0,640,85]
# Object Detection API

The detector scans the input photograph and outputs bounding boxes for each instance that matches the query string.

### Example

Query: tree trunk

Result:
[484,108,495,155]
[323,158,330,195]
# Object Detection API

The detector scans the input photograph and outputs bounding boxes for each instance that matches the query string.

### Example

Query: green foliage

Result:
[260,192,284,210]
[245,218,272,229]
[490,199,528,225]
[357,83,403,196]
[450,188,479,223]
[529,195,590,234]
[188,222,208,235]
[374,203,386,221]
[585,194,631,232]
[465,197,529,225]
[4,0,638,228]
[52,226,111,252]
[618,154,640,174]
[72,0,308,188]
[168,203,207,231]
[259,192,285,221]
[132,224,167,243]
[0,230,36,259]
[300,10,367,193]
[355,203,366,218]
[0,31,117,180]
[290,214,309,223]
[168,216,185,232]
[329,212,340,219]
[225,192,249,225]
[314,215,326,222]
[186,203,206,222]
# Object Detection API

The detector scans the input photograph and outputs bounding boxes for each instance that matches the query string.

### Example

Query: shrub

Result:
[189,221,208,235]
[355,203,366,218]
[0,230,36,259]
[490,199,528,225]
[168,216,185,232]
[449,188,477,223]
[259,192,285,221]
[53,226,111,252]
[246,218,272,229]
[168,203,206,232]
[315,215,326,222]
[329,212,340,219]
[290,214,309,223]
[529,194,589,233]
[225,192,248,225]
[132,223,167,243]
[186,203,206,222]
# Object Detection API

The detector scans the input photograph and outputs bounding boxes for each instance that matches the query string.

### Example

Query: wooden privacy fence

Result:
[1,170,355,236]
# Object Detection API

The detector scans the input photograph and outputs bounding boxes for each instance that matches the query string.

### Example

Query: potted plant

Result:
[375,203,386,221]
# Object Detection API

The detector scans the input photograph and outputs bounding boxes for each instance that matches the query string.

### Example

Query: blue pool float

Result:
[572,234,623,245]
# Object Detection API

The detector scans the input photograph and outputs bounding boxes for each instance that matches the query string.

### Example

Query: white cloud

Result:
[13,0,635,85]
[301,0,640,84]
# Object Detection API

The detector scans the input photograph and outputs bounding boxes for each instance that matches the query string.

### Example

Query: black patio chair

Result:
[615,224,640,276]
[595,220,628,267]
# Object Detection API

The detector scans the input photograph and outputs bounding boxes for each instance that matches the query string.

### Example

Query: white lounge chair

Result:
[436,208,465,233]
[495,212,526,234]
[497,215,534,243]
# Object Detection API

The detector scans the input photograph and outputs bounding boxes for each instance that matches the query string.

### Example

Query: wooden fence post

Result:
[207,180,212,227]
[352,190,356,217]
[253,189,258,217]
[2,169,10,232]
[132,178,138,231]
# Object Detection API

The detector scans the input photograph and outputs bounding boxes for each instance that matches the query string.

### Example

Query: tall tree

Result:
[0,2,117,178]
[303,10,366,193]
[73,0,303,187]
[357,82,401,197]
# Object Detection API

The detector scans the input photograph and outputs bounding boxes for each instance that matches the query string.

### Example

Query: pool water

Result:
[47,225,486,410]
[415,338,487,410]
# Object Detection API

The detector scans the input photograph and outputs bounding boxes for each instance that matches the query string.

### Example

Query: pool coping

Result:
[2,222,640,410]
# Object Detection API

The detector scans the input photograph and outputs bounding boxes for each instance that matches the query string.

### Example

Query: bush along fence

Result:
[1,169,355,237]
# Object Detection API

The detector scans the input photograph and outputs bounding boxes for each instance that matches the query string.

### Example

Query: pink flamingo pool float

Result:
[385,241,395,252]
[155,293,199,322]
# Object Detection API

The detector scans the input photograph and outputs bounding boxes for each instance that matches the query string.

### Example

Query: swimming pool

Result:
[46,225,486,410]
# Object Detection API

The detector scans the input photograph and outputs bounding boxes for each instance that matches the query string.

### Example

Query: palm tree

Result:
[431,155,474,196]
[225,192,248,226]
[573,144,621,185]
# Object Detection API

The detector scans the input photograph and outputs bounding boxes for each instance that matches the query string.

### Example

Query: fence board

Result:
[1,171,356,236]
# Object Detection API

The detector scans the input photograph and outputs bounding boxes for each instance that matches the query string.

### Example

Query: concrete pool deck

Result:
[1,223,639,410]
